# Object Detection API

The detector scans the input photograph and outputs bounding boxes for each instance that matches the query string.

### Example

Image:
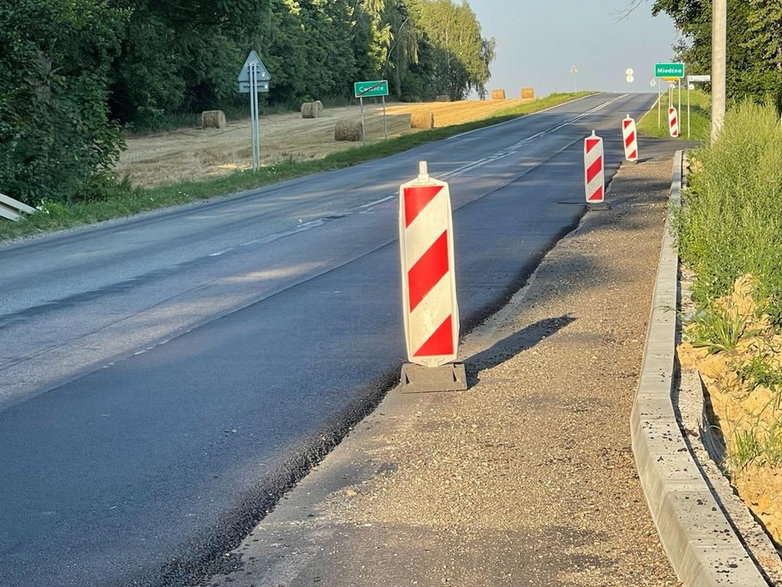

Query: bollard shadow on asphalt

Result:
[465,314,576,387]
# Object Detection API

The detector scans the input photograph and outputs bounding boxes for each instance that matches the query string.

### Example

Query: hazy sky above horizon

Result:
[467,0,682,97]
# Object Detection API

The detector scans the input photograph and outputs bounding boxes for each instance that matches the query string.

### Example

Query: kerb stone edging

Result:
[630,150,768,586]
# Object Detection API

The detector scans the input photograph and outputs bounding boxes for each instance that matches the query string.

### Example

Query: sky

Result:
[467,0,682,97]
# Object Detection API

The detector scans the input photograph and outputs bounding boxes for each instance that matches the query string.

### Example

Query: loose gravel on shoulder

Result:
[206,141,685,587]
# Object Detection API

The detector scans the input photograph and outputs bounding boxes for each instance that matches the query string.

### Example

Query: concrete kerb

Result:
[630,150,769,585]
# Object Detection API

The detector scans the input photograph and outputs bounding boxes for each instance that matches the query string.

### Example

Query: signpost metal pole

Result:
[359,96,366,145]
[255,66,261,169]
[247,65,253,170]
[658,80,661,128]
[354,80,390,144]
[687,81,691,138]
[255,64,261,169]
[257,67,262,168]
[238,50,271,172]
[248,64,254,170]
[250,63,259,170]
[382,95,388,139]
[678,79,682,138]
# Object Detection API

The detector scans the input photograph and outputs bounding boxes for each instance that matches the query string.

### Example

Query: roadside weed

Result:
[736,354,782,392]
[730,427,765,472]
[728,419,782,473]
[675,102,782,323]
[685,303,754,354]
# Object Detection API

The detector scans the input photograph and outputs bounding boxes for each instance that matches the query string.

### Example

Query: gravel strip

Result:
[206,141,685,587]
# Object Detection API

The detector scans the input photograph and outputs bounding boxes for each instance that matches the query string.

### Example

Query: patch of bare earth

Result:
[678,275,782,548]
[115,99,531,188]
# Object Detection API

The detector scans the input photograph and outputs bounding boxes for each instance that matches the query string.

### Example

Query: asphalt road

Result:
[0,92,657,586]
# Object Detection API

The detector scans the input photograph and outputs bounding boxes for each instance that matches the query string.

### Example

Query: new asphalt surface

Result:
[0,94,663,586]
[206,139,695,587]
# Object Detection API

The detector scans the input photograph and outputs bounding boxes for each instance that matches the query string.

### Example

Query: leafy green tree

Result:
[652,0,782,108]
[108,0,271,125]
[259,0,359,105]
[356,0,395,79]
[108,6,185,124]
[383,3,420,99]
[106,0,495,121]
[407,0,493,100]
[0,0,128,204]
[746,0,782,110]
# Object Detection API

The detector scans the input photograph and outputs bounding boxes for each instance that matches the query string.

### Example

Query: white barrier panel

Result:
[584,131,605,204]
[668,106,680,138]
[623,115,639,162]
[399,162,459,368]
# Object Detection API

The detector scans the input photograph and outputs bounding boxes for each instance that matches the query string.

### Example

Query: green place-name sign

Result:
[655,62,685,78]
[354,80,389,98]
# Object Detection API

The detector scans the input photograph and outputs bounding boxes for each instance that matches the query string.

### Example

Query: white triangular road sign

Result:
[238,50,271,83]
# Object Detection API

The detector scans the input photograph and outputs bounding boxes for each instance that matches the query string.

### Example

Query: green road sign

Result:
[354,80,389,98]
[655,63,685,78]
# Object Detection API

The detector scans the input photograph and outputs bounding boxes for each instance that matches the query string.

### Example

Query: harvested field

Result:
[116,98,532,188]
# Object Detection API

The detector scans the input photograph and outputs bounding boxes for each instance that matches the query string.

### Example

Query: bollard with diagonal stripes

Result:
[398,161,467,392]
[668,106,679,138]
[584,131,610,210]
[622,115,639,163]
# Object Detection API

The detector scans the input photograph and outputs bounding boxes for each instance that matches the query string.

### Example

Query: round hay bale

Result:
[491,89,506,100]
[335,120,363,142]
[435,95,451,102]
[411,111,435,129]
[301,102,320,119]
[201,110,226,129]
[521,87,535,99]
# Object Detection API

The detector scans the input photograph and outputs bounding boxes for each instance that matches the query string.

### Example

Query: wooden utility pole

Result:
[711,0,727,142]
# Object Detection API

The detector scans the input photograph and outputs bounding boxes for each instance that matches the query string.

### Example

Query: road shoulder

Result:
[205,140,687,587]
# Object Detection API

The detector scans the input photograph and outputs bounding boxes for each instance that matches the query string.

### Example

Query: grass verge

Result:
[676,101,782,320]
[0,92,594,244]
[638,87,711,141]
[676,102,782,541]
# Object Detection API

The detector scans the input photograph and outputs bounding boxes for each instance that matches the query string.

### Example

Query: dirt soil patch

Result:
[678,275,782,548]
[116,99,531,188]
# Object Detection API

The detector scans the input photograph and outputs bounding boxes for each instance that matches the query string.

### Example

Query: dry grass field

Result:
[116,98,532,188]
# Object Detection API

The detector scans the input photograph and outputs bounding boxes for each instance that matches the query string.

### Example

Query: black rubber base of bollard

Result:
[399,362,468,393]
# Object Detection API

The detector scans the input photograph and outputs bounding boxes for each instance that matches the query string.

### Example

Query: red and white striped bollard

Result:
[622,115,639,162]
[584,131,608,209]
[398,161,466,391]
[668,106,679,138]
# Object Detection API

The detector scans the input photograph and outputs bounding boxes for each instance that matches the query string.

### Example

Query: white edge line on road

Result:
[204,93,631,259]
[444,92,605,141]
[357,195,395,210]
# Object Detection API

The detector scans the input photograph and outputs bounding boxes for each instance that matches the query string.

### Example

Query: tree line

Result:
[0,0,494,205]
[651,0,782,108]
